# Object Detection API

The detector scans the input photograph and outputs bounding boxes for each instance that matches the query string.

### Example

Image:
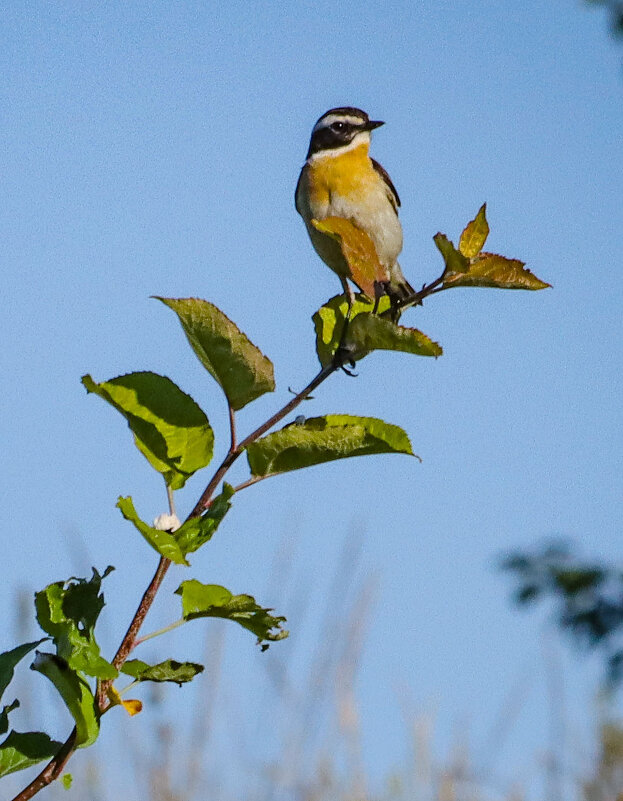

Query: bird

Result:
[295,106,414,312]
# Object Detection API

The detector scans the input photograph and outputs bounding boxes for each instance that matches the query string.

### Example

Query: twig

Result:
[11,729,77,801]
[12,362,338,801]
[189,363,336,518]
[228,403,237,452]
[399,272,447,311]
[232,475,270,494]
[134,617,186,647]
[166,482,176,518]
[110,557,172,673]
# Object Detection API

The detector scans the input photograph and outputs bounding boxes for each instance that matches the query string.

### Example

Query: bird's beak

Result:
[364,119,384,131]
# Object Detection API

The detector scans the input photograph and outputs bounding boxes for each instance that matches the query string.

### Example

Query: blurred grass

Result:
[4,534,623,801]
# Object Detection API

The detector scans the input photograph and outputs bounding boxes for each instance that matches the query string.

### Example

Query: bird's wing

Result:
[294,166,306,216]
[371,158,401,212]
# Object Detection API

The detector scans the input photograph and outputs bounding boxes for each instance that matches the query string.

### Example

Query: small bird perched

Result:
[295,106,414,310]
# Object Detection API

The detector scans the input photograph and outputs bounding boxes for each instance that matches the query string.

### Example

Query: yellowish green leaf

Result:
[117,497,189,565]
[312,294,390,366]
[459,203,489,257]
[174,484,234,555]
[82,372,213,489]
[106,686,142,716]
[347,314,442,360]
[444,252,551,290]
[433,232,470,276]
[35,570,116,680]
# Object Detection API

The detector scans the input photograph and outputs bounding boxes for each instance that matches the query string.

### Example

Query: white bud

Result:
[153,513,181,532]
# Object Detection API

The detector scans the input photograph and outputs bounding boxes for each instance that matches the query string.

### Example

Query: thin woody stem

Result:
[232,475,269,493]
[12,363,337,801]
[166,483,176,518]
[188,363,336,518]
[399,272,447,311]
[228,404,237,452]
[11,730,77,801]
[11,275,439,801]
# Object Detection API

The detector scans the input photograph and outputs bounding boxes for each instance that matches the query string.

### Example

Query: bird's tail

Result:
[388,262,414,300]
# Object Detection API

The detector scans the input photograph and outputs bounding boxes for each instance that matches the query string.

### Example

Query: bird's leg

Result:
[372,280,390,314]
[384,285,403,323]
[332,278,357,376]
[342,278,355,320]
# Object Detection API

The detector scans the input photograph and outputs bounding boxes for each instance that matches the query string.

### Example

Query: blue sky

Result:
[2,2,622,799]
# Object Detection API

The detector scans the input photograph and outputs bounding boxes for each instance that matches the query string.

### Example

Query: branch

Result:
[11,730,77,801]
[189,363,336,518]
[399,271,447,311]
[12,363,339,800]
[228,403,237,452]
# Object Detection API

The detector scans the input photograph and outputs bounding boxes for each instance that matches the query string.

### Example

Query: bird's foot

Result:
[332,342,358,377]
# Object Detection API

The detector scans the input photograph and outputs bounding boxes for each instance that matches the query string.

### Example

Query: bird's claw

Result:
[332,343,358,377]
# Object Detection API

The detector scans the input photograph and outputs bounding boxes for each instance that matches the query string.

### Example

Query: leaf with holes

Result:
[35,569,116,680]
[175,581,288,647]
[121,659,204,685]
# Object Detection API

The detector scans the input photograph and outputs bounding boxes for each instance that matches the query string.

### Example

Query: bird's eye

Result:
[331,121,346,132]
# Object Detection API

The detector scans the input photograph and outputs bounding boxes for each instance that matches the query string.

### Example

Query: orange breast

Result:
[306,143,376,208]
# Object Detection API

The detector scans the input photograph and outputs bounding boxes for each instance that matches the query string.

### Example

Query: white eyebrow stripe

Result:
[312,114,366,133]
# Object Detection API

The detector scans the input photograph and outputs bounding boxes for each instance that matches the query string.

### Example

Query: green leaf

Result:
[458,203,489,258]
[120,659,204,685]
[347,314,442,360]
[175,581,288,647]
[312,294,440,367]
[62,773,73,789]
[0,640,47,701]
[433,232,470,276]
[0,731,62,778]
[0,700,19,736]
[117,497,189,565]
[156,297,275,411]
[31,653,99,747]
[82,372,214,490]
[174,483,235,555]
[35,569,117,680]
[312,293,391,367]
[246,414,415,478]
[443,252,551,290]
